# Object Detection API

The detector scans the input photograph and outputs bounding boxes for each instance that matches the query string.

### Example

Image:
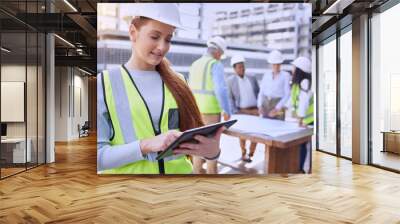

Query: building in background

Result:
[176,3,203,39]
[97,34,271,81]
[212,3,311,60]
[97,3,311,81]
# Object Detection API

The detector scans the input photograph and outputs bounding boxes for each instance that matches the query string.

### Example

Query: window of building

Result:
[253,7,264,15]
[216,11,227,21]
[370,2,400,171]
[229,11,238,19]
[317,36,337,155]
[0,1,46,179]
[339,27,352,158]
[241,9,250,17]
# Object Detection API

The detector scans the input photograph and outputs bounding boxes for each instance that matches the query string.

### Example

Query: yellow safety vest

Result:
[291,84,314,125]
[101,65,192,174]
[188,55,222,114]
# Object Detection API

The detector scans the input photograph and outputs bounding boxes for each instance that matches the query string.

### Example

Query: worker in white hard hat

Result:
[227,54,259,162]
[188,35,232,174]
[97,3,224,175]
[286,56,313,173]
[288,56,313,127]
[258,50,291,120]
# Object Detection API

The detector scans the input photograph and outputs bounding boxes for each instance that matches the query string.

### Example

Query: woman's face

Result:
[130,19,175,69]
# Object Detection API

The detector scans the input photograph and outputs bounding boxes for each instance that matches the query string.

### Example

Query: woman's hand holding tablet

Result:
[156,120,237,160]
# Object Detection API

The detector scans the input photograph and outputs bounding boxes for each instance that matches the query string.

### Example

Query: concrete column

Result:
[352,14,369,164]
[312,45,317,151]
[46,33,55,163]
[54,67,71,141]
[46,1,55,163]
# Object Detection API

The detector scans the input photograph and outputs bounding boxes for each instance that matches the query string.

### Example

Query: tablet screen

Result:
[156,120,237,160]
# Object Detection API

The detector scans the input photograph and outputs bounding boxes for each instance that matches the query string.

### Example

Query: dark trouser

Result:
[240,139,257,157]
[236,107,258,160]
[300,141,311,173]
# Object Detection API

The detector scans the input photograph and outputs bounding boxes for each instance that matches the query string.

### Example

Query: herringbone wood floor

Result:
[1,135,400,223]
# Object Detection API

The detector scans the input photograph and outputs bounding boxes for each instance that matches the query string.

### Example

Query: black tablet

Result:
[156,119,237,160]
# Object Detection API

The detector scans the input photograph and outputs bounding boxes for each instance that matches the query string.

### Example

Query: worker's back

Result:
[188,55,216,90]
[188,55,221,114]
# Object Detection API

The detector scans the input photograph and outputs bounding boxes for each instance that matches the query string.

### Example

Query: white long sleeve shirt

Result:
[97,67,163,171]
[297,79,313,118]
[237,76,258,108]
[257,70,291,110]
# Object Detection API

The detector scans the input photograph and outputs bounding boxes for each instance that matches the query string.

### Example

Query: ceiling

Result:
[0,0,395,74]
[0,0,97,74]
[311,0,390,44]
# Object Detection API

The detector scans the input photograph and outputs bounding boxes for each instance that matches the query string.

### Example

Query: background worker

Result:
[258,50,291,120]
[97,4,223,174]
[288,56,313,173]
[289,57,313,127]
[188,36,232,174]
[227,54,259,162]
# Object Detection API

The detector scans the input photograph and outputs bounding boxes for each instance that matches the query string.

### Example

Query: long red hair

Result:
[131,17,204,131]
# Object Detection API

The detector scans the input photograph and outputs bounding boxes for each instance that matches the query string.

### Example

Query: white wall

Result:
[54,67,89,141]
[1,65,31,138]
[72,72,89,138]
[1,65,26,140]
[55,66,69,141]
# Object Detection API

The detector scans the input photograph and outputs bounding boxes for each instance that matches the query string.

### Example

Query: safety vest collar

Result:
[121,64,164,136]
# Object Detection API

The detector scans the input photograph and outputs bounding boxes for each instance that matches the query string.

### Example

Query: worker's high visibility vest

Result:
[101,65,192,174]
[291,84,314,125]
[188,55,222,114]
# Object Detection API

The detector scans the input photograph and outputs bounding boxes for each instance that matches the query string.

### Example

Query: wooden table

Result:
[223,115,313,174]
[382,131,400,154]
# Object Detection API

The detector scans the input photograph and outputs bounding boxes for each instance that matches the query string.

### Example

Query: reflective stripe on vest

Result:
[188,56,222,114]
[291,84,300,112]
[101,65,193,174]
[291,84,314,125]
[303,95,314,125]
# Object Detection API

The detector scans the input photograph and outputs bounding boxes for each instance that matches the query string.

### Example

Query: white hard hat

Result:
[207,36,227,53]
[230,55,245,67]
[130,3,184,29]
[292,57,311,73]
[268,50,284,64]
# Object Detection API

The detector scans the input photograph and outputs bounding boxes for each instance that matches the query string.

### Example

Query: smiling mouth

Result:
[151,52,162,57]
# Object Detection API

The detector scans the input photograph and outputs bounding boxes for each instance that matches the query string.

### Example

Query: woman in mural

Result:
[97,4,223,174]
